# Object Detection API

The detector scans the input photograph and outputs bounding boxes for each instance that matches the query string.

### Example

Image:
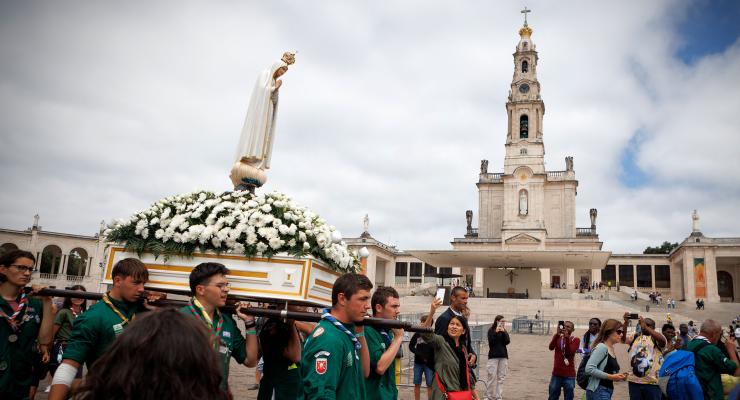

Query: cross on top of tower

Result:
[521,6,531,26]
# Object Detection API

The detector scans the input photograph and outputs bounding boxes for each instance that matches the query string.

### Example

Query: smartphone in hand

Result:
[435,288,445,303]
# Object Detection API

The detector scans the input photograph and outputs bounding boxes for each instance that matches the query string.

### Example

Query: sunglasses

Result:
[616,330,624,335]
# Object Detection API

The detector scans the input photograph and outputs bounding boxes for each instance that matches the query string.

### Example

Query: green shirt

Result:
[63,295,144,368]
[179,306,247,392]
[0,296,44,400]
[257,318,303,400]
[365,326,397,400]
[53,308,77,342]
[688,338,738,400]
[301,319,366,400]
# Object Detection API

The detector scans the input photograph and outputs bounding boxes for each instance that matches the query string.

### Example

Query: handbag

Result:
[434,348,473,400]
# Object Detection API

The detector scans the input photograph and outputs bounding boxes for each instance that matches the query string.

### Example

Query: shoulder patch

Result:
[313,326,325,338]
[314,350,331,358]
[315,357,328,375]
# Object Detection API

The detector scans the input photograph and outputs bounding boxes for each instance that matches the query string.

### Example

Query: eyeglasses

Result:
[616,330,624,335]
[9,264,36,273]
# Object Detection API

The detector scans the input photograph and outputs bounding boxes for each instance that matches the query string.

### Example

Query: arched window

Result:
[40,245,62,274]
[519,189,528,216]
[522,60,528,73]
[520,115,529,139]
[67,248,88,277]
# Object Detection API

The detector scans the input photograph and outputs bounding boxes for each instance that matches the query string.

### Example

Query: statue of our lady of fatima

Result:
[230,51,296,191]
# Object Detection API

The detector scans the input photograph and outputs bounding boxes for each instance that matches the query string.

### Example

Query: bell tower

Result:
[504,8,546,175]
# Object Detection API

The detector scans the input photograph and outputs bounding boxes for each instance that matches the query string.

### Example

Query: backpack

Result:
[657,349,704,400]
[576,348,607,390]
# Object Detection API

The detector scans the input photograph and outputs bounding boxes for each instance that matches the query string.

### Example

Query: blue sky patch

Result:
[619,131,651,188]
[675,0,740,64]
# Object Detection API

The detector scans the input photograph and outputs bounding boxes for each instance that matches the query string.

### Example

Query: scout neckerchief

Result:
[101,293,135,326]
[380,329,393,347]
[321,308,361,351]
[188,297,224,348]
[0,292,28,332]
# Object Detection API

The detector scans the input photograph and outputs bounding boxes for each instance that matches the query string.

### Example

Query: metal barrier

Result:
[512,317,551,335]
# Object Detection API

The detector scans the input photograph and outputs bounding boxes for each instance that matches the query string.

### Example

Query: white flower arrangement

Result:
[105,190,359,273]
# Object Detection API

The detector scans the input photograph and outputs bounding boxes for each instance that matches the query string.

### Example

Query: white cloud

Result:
[1,0,738,254]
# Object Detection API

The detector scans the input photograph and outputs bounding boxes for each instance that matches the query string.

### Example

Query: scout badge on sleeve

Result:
[315,358,327,374]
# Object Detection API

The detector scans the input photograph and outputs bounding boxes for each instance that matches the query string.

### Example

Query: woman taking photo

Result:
[486,315,509,400]
[584,318,629,399]
[421,298,478,400]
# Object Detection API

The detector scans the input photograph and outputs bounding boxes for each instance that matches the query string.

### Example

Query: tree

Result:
[643,241,679,254]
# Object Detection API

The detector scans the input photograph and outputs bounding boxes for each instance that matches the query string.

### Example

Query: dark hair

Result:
[331,273,373,306]
[492,315,504,331]
[642,317,656,330]
[111,258,149,282]
[451,286,468,297]
[589,318,602,326]
[188,263,230,294]
[62,285,88,312]
[0,250,36,283]
[420,315,431,324]
[72,309,228,400]
[661,323,675,333]
[591,318,622,350]
[371,286,399,315]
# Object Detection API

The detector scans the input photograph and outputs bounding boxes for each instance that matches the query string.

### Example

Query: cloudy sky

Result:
[1,1,739,254]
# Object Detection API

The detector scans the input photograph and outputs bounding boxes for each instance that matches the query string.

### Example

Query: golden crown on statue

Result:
[281,51,296,65]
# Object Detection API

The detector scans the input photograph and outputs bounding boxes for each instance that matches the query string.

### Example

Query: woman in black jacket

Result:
[486,315,510,400]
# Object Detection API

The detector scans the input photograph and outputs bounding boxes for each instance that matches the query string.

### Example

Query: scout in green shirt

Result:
[180,262,258,394]
[302,273,373,400]
[0,250,54,400]
[687,319,740,400]
[365,286,403,400]
[49,257,161,400]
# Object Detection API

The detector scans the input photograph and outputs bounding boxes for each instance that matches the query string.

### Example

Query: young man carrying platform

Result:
[364,286,403,400]
[0,250,54,400]
[301,273,372,400]
[180,262,259,395]
[49,258,161,400]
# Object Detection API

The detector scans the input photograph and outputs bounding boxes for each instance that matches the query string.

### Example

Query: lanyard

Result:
[0,292,28,332]
[101,293,135,325]
[380,330,392,346]
[321,308,361,351]
[188,297,223,347]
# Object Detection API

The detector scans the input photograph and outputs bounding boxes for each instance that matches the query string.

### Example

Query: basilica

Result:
[1,19,738,304]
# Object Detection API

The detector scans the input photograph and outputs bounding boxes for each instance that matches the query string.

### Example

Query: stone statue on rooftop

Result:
[692,209,700,232]
[480,159,489,174]
[565,156,573,171]
[466,210,473,233]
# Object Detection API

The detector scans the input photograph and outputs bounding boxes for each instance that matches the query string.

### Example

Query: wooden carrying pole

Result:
[27,287,432,333]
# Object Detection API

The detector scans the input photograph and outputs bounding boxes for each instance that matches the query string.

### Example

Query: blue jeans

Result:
[548,375,575,400]
[627,382,662,400]
[586,385,614,400]
[413,363,433,387]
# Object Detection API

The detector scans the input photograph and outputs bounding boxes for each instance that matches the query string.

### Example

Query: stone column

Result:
[633,265,638,289]
[704,249,721,303]
[566,268,575,288]
[683,250,696,303]
[651,265,656,290]
[385,260,395,287]
[60,254,67,275]
[592,269,602,284]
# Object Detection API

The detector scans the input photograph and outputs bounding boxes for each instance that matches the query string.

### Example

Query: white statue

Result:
[519,190,528,215]
[363,214,370,233]
[230,51,296,190]
[692,209,700,232]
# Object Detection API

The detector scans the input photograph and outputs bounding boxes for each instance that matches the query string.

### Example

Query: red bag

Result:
[434,348,473,400]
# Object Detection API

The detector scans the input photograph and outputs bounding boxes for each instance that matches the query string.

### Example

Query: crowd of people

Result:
[2,248,740,400]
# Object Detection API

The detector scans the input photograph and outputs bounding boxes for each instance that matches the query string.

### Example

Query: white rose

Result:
[269,237,283,249]
[256,242,268,253]
[303,242,311,250]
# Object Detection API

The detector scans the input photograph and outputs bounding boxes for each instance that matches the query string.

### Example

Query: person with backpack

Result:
[621,313,667,400]
[687,319,740,400]
[579,318,602,355]
[409,315,434,400]
[582,318,628,399]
